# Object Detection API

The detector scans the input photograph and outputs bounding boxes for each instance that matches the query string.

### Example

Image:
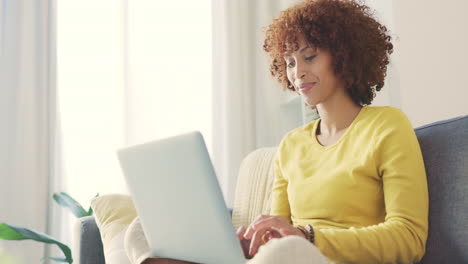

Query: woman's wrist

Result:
[295,225,310,240]
[296,224,315,244]
[305,224,315,244]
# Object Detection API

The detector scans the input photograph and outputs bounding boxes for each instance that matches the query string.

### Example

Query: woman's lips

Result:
[299,82,316,93]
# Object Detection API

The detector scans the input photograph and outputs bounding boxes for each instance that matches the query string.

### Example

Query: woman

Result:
[238,0,428,263]
[133,0,428,263]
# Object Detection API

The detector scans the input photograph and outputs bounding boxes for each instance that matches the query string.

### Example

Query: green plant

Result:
[0,192,98,264]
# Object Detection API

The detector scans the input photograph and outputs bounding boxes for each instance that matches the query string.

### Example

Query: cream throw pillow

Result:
[91,194,138,264]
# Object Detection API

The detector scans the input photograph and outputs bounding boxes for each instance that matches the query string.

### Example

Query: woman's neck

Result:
[315,92,362,136]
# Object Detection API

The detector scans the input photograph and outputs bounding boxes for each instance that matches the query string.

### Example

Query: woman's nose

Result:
[296,63,306,79]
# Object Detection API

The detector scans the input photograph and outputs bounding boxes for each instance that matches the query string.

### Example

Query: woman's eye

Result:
[305,55,316,61]
[286,61,295,68]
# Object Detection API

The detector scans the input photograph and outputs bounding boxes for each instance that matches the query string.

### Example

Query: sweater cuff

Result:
[312,228,328,258]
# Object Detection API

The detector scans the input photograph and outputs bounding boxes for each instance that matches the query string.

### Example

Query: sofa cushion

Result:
[91,194,137,264]
[415,115,468,264]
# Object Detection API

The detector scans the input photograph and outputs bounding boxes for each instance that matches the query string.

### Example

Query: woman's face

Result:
[284,36,345,107]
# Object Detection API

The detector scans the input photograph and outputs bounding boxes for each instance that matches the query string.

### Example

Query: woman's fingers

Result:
[236,226,247,241]
[244,221,307,258]
[244,215,306,257]
[244,215,271,239]
[244,214,269,236]
[247,224,287,256]
[244,215,285,239]
[248,229,264,257]
[265,229,281,241]
[237,226,252,258]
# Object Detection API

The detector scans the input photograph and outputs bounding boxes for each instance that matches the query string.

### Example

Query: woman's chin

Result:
[303,99,317,108]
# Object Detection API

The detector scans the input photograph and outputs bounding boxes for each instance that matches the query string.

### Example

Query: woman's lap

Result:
[125,217,330,264]
[247,236,330,264]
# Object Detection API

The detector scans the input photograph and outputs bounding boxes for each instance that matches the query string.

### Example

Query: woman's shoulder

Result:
[363,105,411,125]
[361,106,414,138]
[364,105,406,117]
[278,119,319,148]
[289,119,318,137]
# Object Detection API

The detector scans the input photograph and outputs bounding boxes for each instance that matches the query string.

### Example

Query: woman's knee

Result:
[249,236,329,264]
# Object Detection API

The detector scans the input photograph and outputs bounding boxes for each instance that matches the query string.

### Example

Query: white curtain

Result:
[0,0,59,262]
[212,0,300,207]
[55,0,212,253]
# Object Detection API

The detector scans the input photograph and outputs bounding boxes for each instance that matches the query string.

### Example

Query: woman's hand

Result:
[236,226,252,258]
[241,215,306,257]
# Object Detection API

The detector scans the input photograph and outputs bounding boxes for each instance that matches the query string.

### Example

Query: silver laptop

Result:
[117,131,246,264]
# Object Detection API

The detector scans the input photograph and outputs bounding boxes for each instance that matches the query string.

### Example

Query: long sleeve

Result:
[313,109,429,264]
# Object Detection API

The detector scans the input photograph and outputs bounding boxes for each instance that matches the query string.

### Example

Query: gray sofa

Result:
[75,115,468,264]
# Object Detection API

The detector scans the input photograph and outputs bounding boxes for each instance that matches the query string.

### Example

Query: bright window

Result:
[57,0,212,214]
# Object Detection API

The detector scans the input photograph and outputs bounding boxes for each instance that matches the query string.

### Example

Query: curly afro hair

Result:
[263,0,393,106]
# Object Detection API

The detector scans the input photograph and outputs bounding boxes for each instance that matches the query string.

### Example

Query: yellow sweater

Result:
[270,106,428,264]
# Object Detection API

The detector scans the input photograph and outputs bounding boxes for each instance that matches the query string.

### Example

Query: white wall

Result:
[393,0,468,127]
[349,0,467,126]
[365,0,399,109]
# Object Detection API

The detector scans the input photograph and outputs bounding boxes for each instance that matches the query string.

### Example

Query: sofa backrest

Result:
[232,115,468,263]
[232,148,277,229]
[415,115,468,264]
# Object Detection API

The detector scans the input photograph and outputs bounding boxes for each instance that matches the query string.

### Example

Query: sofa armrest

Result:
[73,216,105,264]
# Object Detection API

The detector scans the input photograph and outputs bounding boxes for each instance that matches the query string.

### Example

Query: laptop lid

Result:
[117,131,246,264]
